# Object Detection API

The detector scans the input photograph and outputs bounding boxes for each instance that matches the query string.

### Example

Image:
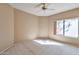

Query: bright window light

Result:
[56,20,63,35]
[56,18,79,38]
[64,18,78,38]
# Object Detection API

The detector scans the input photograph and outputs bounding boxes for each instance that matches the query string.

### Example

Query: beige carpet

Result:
[1,39,79,55]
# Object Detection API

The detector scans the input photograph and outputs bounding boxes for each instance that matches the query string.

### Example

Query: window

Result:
[56,18,79,38]
[56,20,63,35]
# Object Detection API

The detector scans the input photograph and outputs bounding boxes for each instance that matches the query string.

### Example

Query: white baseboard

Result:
[0,43,14,54]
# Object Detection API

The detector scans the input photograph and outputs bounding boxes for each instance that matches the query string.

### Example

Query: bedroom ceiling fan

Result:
[35,3,55,16]
[35,3,55,11]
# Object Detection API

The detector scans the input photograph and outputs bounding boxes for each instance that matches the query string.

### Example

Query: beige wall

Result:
[0,4,14,52]
[38,17,49,38]
[14,9,39,41]
[14,8,50,41]
[48,8,79,46]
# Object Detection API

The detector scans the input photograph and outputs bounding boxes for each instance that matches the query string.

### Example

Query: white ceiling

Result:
[9,3,79,16]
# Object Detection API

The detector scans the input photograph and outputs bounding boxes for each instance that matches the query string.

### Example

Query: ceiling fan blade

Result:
[35,8,42,13]
[35,3,51,8]
[35,3,43,8]
[45,3,52,7]
[47,8,55,10]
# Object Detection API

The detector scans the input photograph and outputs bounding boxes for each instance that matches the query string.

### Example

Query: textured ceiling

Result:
[9,3,79,16]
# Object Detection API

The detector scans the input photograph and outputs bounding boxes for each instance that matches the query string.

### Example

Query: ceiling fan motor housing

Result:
[42,3,47,10]
[42,6,47,10]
